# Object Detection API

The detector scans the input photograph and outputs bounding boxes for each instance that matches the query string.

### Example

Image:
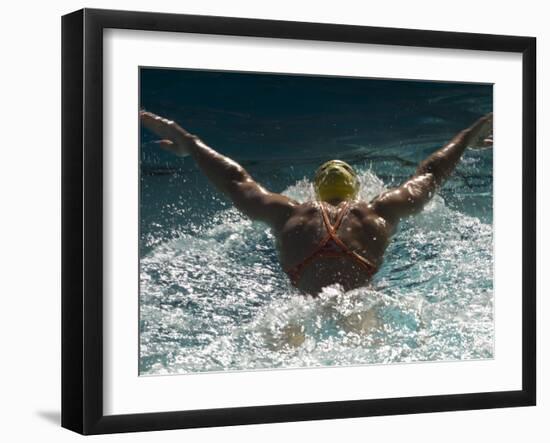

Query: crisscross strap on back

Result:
[285,202,378,286]
[314,201,349,251]
[321,201,348,236]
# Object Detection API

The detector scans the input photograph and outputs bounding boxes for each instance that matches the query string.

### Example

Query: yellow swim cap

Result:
[314,160,360,202]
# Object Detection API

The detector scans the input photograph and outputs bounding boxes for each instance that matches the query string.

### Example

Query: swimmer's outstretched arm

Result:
[371,113,493,223]
[140,111,297,228]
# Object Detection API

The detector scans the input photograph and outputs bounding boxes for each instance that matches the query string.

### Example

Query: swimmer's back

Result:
[274,201,394,293]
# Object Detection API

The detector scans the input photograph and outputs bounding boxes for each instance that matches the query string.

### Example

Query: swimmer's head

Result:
[314,160,360,202]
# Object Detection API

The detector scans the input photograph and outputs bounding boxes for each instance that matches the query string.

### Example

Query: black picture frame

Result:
[61,8,536,435]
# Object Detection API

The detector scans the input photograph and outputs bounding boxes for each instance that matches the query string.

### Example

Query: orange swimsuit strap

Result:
[285,202,377,286]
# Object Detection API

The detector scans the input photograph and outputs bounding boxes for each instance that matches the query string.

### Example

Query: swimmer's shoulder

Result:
[348,200,391,225]
[349,200,376,216]
[293,200,320,215]
[282,201,323,227]
[350,200,397,236]
[277,201,322,234]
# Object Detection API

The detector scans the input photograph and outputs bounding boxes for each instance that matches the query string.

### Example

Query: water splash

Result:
[139,169,493,375]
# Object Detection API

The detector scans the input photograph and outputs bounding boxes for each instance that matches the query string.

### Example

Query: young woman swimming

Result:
[141,111,493,295]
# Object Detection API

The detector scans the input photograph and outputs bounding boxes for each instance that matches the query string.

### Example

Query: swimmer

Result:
[140,110,493,295]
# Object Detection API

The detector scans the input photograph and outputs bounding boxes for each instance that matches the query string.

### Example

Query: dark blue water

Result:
[139,69,493,375]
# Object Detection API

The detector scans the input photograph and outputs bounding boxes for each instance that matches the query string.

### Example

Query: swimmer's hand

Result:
[140,110,197,157]
[468,112,493,149]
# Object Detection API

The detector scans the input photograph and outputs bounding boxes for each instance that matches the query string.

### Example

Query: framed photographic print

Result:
[61,8,536,435]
